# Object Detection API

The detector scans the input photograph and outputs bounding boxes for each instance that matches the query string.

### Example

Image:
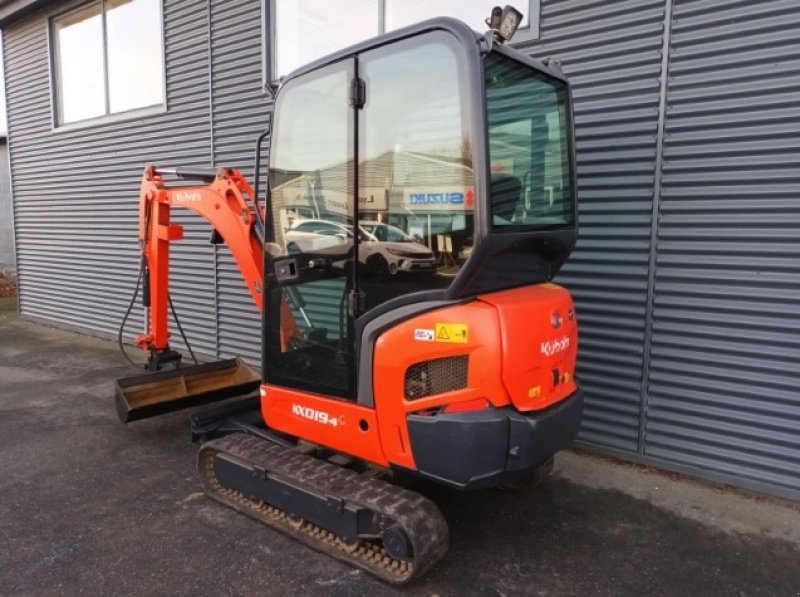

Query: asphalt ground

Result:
[1,297,798,596]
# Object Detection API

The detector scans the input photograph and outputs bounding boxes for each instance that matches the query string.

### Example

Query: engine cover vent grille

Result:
[404,355,468,400]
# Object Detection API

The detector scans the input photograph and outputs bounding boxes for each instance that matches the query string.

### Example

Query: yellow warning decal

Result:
[435,323,468,343]
[528,386,542,399]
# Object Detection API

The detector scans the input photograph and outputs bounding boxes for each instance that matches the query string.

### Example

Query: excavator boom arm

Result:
[137,165,266,354]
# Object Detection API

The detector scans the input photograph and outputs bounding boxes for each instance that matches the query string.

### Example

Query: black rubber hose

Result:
[168,293,198,365]
[118,195,197,368]
[118,203,152,367]
[117,252,146,367]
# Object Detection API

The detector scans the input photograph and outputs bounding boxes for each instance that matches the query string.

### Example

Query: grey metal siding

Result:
[6,0,219,359]
[209,0,268,365]
[646,0,800,498]
[520,0,667,452]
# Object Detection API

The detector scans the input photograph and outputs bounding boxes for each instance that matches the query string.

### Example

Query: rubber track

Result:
[197,433,449,584]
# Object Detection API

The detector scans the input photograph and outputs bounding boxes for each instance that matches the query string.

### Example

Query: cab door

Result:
[265,59,357,400]
[265,31,478,402]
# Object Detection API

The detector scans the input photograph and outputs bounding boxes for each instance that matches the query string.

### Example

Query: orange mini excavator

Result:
[115,8,583,584]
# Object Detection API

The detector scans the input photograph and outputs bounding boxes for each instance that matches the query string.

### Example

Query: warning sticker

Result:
[435,323,468,343]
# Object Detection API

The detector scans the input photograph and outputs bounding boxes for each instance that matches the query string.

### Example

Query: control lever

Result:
[284,285,312,328]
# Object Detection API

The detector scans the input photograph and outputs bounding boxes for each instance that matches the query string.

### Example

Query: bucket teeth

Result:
[197,433,449,584]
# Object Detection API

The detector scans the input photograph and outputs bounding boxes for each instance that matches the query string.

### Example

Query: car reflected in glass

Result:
[284,219,437,277]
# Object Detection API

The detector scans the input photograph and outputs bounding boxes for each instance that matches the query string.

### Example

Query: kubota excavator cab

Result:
[259,16,581,489]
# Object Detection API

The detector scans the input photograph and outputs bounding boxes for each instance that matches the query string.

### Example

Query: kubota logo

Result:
[541,336,570,356]
[176,191,201,202]
[291,404,341,428]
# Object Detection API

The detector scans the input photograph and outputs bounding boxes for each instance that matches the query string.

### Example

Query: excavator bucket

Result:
[115,358,261,423]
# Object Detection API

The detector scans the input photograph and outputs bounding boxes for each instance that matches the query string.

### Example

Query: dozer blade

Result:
[115,358,260,423]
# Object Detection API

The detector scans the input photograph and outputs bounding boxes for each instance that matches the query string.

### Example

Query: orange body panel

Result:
[372,301,509,469]
[260,284,577,471]
[261,385,388,466]
[479,284,578,411]
[259,300,508,468]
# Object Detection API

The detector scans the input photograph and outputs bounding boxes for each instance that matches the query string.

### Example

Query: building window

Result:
[52,0,165,125]
[272,0,540,79]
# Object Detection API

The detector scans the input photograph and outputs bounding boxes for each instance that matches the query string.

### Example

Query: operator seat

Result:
[491,174,522,225]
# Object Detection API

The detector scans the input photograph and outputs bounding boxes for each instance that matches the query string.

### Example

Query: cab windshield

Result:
[485,53,574,230]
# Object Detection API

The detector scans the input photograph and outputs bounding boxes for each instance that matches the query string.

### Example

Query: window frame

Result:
[265,0,541,83]
[48,0,167,130]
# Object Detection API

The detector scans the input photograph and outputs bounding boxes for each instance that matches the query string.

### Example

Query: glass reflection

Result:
[107,0,164,113]
[55,4,105,123]
[275,0,379,77]
[485,53,574,230]
[267,61,356,398]
[358,32,474,308]
[266,32,479,399]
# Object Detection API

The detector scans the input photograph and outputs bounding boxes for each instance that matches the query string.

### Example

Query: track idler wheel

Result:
[382,525,413,561]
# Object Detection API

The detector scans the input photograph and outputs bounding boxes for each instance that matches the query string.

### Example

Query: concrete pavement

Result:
[1,297,798,596]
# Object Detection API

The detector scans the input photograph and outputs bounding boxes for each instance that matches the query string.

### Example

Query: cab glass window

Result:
[358,31,473,304]
[485,53,574,230]
[269,63,353,251]
[267,61,355,398]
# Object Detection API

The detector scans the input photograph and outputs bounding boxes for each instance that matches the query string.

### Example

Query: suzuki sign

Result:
[404,187,474,212]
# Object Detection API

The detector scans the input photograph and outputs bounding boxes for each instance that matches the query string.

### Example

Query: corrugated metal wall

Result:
[209,0,269,364]
[646,0,800,498]
[520,0,799,500]
[4,0,265,362]
[520,0,667,452]
[5,0,799,499]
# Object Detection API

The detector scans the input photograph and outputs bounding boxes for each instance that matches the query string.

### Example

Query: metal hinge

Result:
[350,77,366,109]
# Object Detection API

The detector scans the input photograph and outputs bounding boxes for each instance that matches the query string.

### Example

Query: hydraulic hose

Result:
[117,199,197,367]
[168,293,198,365]
[117,252,146,367]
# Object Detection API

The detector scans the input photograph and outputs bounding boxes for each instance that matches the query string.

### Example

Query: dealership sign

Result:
[404,187,474,212]
[271,180,388,214]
